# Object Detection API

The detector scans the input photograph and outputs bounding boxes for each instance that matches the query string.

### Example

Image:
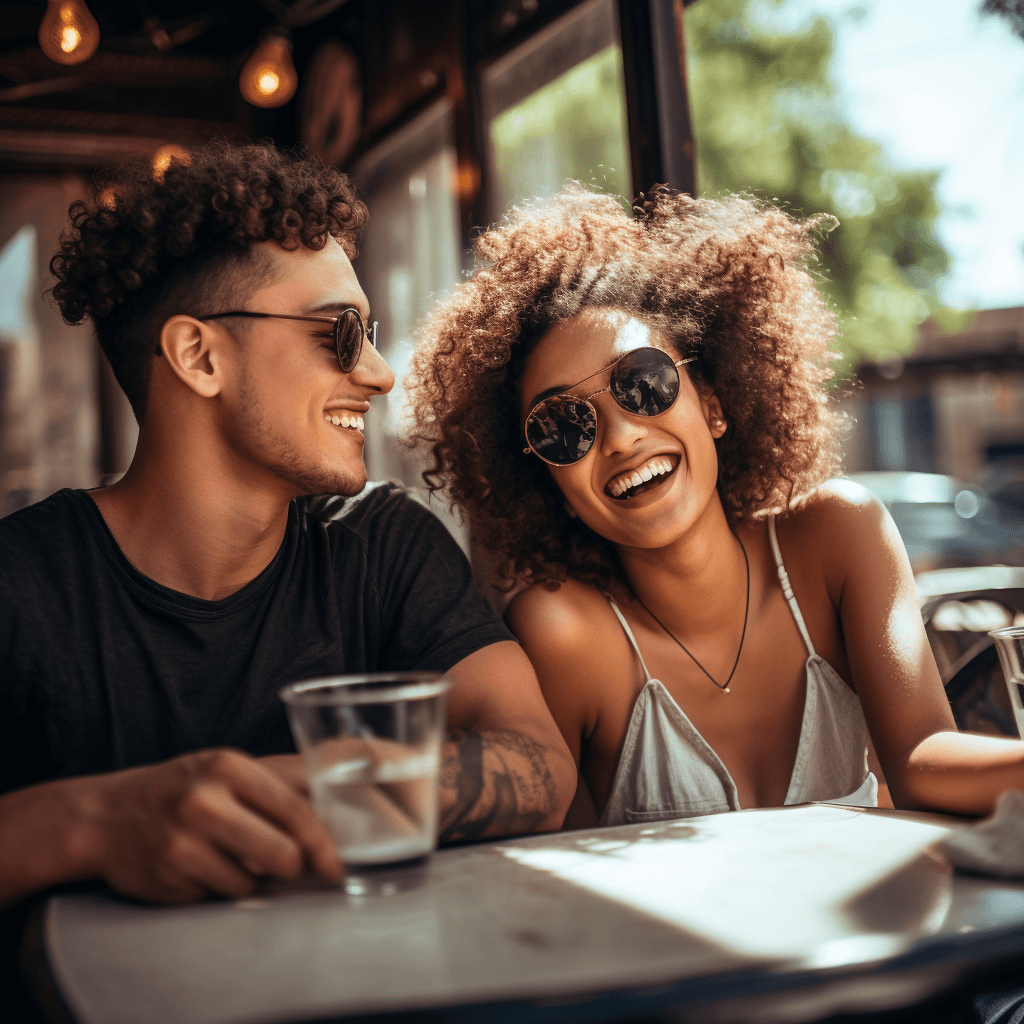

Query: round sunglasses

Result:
[199,309,377,374]
[523,347,696,467]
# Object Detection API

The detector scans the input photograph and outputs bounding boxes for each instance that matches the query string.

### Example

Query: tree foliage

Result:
[685,0,965,371]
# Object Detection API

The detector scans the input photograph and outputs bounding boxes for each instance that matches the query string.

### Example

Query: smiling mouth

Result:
[607,455,678,500]
[324,412,364,433]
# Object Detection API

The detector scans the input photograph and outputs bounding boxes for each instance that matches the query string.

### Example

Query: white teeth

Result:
[608,456,676,498]
[324,413,365,431]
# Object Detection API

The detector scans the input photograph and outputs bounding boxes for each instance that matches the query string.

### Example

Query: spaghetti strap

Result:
[768,515,817,657]
[607,599,654,682]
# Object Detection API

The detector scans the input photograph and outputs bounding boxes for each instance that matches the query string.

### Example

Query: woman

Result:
[408,184,1024,826]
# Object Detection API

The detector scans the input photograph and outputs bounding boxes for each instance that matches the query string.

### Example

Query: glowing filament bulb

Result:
[239,30,298,108]
[39,0,100,66]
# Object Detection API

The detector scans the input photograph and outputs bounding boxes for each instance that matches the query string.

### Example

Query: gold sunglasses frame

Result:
[523,348,697,467]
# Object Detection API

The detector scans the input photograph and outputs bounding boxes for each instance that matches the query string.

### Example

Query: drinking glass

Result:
[990,626,1024,738]
[280,672,452,866]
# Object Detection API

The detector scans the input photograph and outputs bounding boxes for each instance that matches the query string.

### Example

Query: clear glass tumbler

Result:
[991,626,1024,739]
[279,673,452,866]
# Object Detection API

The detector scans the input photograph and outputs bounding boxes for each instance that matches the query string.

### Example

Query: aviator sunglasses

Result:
[198,308,377,374]
[523,346,696,467]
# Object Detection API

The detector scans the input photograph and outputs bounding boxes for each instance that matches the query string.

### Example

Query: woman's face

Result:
[518,308,726,551]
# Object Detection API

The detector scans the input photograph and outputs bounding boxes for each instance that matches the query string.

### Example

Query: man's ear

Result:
[159,316,225,399]
[701,390,727,439]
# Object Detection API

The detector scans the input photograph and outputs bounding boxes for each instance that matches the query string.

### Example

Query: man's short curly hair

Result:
[407,184,846,591]
[50,140,367,421]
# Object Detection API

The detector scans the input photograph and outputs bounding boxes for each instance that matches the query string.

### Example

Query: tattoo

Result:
[438,729,558,843]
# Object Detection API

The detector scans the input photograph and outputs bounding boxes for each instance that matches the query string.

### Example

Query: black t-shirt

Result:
[0,483,511,795]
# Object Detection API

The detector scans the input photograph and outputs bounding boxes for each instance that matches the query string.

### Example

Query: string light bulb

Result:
[38,0,100,66]
[239,28,298,108]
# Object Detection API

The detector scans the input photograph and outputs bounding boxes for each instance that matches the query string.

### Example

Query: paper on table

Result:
[496,805,956,961]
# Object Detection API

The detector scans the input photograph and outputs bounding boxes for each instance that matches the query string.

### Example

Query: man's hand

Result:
[260,752,311,795]
[84,749,343,903]
[0,748,342,909]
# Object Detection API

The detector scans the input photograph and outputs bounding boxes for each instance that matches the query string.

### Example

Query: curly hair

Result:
[50,140,367,421]
[407,184,846,591]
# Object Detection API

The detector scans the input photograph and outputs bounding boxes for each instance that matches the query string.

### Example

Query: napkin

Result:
[937,789,1024,878]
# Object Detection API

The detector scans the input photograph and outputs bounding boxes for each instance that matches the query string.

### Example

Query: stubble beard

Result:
[235,367,366,498]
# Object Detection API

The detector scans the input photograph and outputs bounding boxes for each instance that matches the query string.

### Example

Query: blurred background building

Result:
[1,0,1022,572]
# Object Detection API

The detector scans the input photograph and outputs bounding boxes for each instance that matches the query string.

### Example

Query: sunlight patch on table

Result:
[496,806,956,961]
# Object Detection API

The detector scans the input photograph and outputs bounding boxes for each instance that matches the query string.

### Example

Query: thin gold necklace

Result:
[634,536,750,694]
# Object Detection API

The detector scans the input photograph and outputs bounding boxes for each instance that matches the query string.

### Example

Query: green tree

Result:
[685,0,965,371]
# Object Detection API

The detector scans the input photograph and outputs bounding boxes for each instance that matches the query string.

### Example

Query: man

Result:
[0,141,575,917]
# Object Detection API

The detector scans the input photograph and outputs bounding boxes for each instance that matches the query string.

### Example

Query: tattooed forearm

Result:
[438,728,559,842]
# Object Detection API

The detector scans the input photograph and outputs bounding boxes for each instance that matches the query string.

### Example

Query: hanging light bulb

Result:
[151,144,191,182]
[38,0,100,66]
[239,28,298,109]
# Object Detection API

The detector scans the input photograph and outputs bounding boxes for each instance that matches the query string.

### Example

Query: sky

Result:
[775,0,1024,311]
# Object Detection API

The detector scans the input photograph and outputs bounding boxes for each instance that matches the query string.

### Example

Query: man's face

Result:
[214,238,395,498]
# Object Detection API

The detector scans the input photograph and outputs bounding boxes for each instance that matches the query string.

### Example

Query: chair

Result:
[917,567,1024,736]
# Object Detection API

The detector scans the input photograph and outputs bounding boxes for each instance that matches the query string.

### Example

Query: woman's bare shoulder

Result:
[505,578,630,741]
[777,478,905,590]
[782,478,890,541]
[506,576,618,653]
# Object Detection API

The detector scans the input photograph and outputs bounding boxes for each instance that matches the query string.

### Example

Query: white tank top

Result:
[599,516,877,826]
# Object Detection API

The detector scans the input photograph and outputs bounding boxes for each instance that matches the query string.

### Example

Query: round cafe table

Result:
[25,803,1024,1024]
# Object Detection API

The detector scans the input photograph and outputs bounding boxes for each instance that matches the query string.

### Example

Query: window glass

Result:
[482,0,631,221]
[353,101,466,549]
[0,176,101,511]
[0,225,41,513]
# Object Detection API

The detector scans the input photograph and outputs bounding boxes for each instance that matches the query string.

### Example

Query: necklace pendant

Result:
[722,687,730,694]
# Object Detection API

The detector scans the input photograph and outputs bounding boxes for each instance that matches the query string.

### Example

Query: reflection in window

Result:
[482,0,631,221]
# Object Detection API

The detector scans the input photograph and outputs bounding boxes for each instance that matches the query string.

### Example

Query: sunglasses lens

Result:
[611,348,680,416]
[336,309,365,373]
[526,396,596,465]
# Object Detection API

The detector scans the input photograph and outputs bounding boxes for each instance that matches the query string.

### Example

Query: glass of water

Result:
[279,672,452,866]
[991,626,1024,738]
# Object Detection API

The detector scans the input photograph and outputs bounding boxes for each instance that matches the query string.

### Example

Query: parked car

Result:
[982,449,1024,527]
[847,471,1024,573]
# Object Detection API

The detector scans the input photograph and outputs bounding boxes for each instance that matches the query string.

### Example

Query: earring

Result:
[713,417,726,436]
[565,506,578,518]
